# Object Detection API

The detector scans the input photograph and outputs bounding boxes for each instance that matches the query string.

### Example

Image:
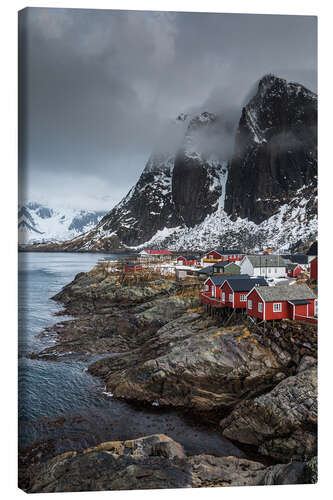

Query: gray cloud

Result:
[19,8,317,210]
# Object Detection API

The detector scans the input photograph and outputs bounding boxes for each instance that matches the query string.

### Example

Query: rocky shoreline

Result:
[21,265,317,491]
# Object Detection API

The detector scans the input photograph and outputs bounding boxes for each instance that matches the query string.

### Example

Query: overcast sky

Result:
[19,8,317,211]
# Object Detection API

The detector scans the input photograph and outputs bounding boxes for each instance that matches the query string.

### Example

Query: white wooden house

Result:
[240,255,289,278]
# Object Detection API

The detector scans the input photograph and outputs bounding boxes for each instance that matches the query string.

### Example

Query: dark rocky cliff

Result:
[172,112,228,227]
[225,75,317,223]
[99,153,181,246]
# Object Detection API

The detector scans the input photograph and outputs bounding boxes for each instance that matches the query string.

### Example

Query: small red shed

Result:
[286,263,303,278]
[176,255,200,266]
[124,263,143,273]
[310,257,318,281]
[246,284,316,322]
[204,249,243,262]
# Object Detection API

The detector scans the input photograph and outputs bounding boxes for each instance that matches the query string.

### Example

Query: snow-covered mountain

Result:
[26,74,317,253]
[18,202,107,245]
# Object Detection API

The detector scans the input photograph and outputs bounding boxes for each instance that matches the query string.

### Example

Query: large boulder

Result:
[220,367,317,461]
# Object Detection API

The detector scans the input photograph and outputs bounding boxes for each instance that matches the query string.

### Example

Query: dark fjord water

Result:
[18,252,242,458]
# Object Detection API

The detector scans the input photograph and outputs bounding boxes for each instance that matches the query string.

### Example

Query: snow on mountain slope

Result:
[18,202,106,244]
[128,183,317,252]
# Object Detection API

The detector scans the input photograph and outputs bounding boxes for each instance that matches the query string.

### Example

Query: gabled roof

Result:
[213,261,240,268]
[244,255,289,267]
[252,284,316,302]
[286,263,300,271]
[288,299,311,305]
[214,248,242,255]
[283,254,309,265]
[208,276,227,286]
[197,265,215,275]
[206,274,251,286]
[224,277,268,292]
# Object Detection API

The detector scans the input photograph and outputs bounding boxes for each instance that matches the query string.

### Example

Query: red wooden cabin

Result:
[204,249,243,263]
[286,263,303,278]
[203,276,224,300]
[246,284,316,322]
[176,255,200,266]
[124,263,143,272]
[220,277,268,309]
[310,257,318,281]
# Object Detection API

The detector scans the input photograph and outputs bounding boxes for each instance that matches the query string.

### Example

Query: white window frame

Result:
[248,299,252,310]
[273,302,282,312]
[258,302,263,313]
[212,285,216,298]
[205,284,209,291]
[229,293,233,302]
[222,292,225,302]
[240,294,247,302]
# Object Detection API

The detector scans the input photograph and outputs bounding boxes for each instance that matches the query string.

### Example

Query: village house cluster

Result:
[118,244,318,325]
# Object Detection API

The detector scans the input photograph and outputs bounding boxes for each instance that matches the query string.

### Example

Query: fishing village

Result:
[20,243,318,491]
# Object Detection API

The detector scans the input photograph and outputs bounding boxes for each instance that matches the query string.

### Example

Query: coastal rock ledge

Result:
[25,434,314,492]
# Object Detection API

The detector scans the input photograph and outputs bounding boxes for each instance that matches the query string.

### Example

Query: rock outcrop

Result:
[89,313,294,411]
[25,434,314,492]
[220,367,317,462]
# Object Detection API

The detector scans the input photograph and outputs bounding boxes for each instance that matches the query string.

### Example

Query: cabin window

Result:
[273,303,282,312]
[315,300,318,316]
[205,285,209,291]
[222,292,225,302]
[240,294,247,302]
[229,293,233,302]
[248,299,252,310]
[212,286,216,297]
[258,302,263,313]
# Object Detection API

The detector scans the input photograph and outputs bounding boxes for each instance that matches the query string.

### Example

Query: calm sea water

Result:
[18,252,242,458]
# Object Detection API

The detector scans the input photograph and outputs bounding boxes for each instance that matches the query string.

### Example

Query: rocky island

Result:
[21,262,317,492]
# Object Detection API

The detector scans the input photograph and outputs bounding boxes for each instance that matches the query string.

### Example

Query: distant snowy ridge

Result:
[18,202,106,244]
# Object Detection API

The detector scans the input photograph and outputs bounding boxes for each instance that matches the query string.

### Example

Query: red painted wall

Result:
[264,300,290,320]
[220,281,233,306]
[204,251,242,262]
[246,288,265,320]
[205,251,223,260]
[287,266,303,277]
[233,291,249,309]
[310,257,318,281]
[205,278,222,299]
[124,264,142,272]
